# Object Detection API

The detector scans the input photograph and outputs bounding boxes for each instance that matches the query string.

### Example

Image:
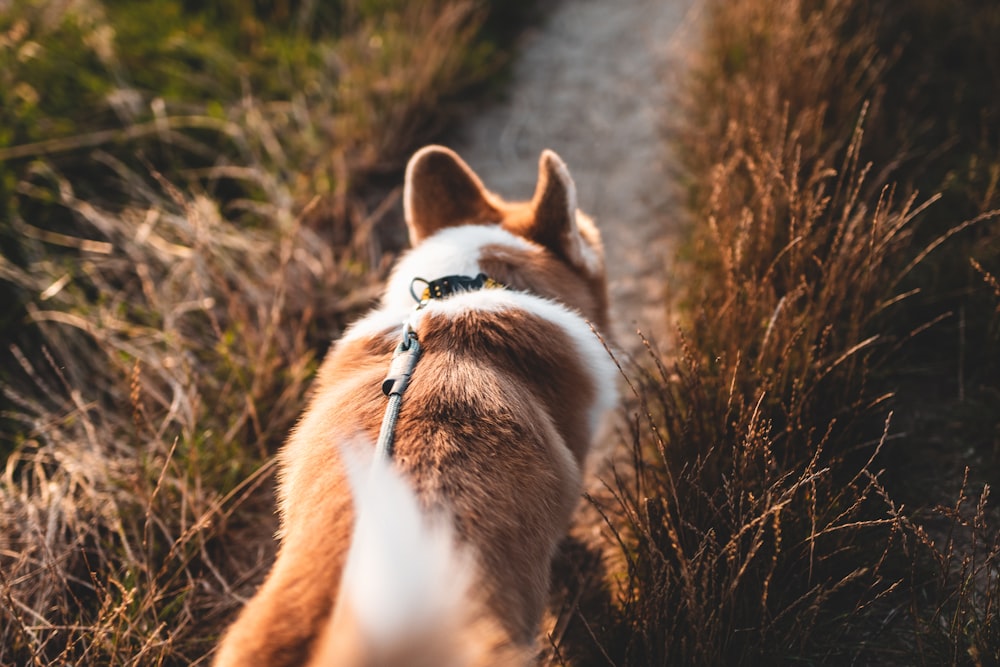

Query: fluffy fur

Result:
[213,145,617,666]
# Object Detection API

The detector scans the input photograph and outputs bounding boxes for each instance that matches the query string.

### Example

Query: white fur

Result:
[338,444,475,644]
[382,225,535,313]
[341,224,529,343]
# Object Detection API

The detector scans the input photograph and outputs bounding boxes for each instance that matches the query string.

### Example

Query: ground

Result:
[451,0,701,352]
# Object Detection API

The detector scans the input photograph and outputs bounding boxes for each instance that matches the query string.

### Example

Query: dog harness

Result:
[374,273,504,461]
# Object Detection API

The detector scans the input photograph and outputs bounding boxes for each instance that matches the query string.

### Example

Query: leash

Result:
[374,320,421,461]
[373,273,503,461]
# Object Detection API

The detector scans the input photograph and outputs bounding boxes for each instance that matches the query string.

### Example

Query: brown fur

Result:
[213,146,611,666]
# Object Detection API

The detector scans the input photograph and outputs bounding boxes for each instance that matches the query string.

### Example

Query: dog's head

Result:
[399,145,609,333]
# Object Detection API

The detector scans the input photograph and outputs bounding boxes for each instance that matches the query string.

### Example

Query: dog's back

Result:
[213,146,616,666]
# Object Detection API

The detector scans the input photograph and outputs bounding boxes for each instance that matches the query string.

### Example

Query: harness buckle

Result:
[381,331,421,397]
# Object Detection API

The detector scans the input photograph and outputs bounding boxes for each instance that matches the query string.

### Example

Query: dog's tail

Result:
[307,446,526,667]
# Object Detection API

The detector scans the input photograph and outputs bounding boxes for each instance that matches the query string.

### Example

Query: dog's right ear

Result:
[404,146,500,246]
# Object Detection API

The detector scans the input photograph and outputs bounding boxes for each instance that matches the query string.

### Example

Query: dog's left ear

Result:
[526,150,591,270]
[404,145,500,246]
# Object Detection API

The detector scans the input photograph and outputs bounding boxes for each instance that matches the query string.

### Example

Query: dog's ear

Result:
[526,150,591,270]
[404,146,500,246]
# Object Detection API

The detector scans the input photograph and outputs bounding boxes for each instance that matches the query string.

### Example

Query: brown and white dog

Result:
[213,146,618,666]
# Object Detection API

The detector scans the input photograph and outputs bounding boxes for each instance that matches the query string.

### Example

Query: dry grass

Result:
[4,0,999,664]
[0,1,535,664]
[544,0,1000,664]
[2,160,341,662]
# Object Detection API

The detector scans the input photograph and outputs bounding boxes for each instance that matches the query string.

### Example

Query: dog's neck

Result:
[380,226,532,315]
[409,273,505,305]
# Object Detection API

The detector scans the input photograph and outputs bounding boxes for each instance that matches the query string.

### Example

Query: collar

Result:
[409,273,505,305]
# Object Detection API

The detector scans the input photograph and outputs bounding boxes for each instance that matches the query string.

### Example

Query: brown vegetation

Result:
[543,0,1000,664]
[0,1,536,664]
[3,0,999,664]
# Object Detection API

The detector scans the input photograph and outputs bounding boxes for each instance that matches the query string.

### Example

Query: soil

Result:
[452,0,702,352]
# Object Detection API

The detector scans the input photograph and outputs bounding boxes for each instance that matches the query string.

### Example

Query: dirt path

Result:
[453,0,701,351]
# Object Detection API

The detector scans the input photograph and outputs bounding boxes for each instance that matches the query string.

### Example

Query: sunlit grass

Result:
[3,0,998,664]
[544,0,1000,664]
[0,1,536,663]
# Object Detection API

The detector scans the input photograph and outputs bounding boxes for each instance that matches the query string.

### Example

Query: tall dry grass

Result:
[544,0,1000,664]
[0,1,537,664]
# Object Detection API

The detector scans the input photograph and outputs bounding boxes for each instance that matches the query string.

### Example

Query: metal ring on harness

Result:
[409,277,430,305]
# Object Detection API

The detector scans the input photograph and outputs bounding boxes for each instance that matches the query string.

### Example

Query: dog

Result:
[213,145,618,666]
